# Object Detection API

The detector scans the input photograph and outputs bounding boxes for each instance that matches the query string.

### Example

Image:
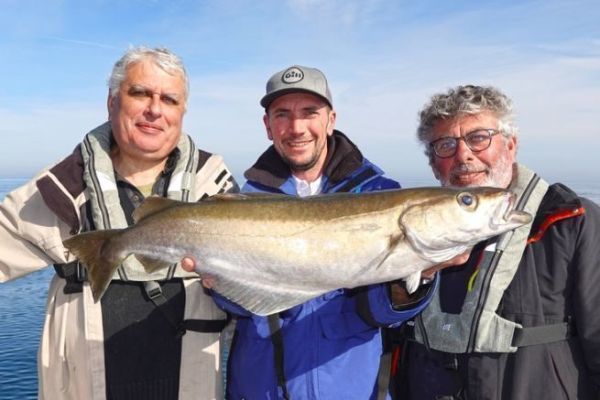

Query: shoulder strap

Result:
[268,314,291,400]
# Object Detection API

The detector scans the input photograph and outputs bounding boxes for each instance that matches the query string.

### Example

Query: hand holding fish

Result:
[184,250,470,310]
[181,257,215,288]
[389,250,471,306]
[182,250,470,290]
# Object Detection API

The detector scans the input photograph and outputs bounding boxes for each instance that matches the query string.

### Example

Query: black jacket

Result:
[395,183,600,400]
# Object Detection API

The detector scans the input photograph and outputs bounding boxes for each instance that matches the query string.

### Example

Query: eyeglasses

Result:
[429,129,502,158]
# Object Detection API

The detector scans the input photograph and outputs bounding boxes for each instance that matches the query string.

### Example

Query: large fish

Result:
[63,187,531,315]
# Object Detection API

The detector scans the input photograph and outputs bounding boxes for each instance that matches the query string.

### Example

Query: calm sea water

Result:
[0,177,598,399]
[0,178,50,400]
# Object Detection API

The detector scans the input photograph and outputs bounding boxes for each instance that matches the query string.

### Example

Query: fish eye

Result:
[457,192,477,210]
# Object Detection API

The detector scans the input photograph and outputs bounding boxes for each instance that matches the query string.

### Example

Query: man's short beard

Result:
[282,153,319,172]
[438,151,514,189]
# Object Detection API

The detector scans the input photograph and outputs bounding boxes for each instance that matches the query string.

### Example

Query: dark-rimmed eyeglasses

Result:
[429,129,502,158]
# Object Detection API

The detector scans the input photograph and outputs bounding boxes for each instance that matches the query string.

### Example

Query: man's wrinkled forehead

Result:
[121,60,187,95]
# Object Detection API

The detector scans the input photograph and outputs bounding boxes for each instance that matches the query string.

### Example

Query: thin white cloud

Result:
[41,35,119,50]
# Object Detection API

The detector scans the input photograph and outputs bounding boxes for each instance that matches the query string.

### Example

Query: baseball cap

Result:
[260,65,333,109]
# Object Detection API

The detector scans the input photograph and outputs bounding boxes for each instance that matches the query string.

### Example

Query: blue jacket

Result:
[214,131,437,399]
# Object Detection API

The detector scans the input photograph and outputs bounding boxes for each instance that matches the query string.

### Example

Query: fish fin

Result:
[208,192,289,201]
[427,245,470,263]
[372,233,405,270]
[63,229,123,302]
[135,254,172,273]
[206,193,248,201]
[133,197,181,223]
[404,271,422,294]
[388,232,404,251]
[214,278,322,316]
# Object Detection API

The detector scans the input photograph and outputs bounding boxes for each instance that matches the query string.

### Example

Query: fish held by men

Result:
[63,187,531,316]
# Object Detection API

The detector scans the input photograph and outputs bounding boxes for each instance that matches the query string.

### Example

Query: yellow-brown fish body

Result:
[63,187,531,315]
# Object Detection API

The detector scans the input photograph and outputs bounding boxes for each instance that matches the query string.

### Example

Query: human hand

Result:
[181,256,196,272]
[181,256,216,289]
[390,250,471,306]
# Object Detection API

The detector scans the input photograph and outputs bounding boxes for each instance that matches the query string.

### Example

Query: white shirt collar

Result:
[292,175,323,197]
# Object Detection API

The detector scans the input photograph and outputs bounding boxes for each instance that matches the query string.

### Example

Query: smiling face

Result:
[264,92,336,182]
[430,112,517,188]
[107,58,186,169]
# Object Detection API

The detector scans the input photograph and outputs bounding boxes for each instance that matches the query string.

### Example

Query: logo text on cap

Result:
[281,67,304,84]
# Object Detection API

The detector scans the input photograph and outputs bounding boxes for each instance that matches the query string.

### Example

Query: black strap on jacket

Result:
[402,318,576,348]
[511,319,575,347]
[268,314,291,400]
[143,281,230,339]
[54,261,87,294]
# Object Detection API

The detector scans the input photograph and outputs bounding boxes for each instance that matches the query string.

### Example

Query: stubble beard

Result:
[439,151,514,189]
[280,146,322,173]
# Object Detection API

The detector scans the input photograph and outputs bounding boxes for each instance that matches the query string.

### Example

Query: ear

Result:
[107,94,115,120]
[326,109,337,136]
[263,114,273,141]
[507,134,518,157]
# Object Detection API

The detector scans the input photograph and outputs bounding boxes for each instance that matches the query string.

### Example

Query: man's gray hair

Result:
[107,46,189,101]
[417,85,517,159]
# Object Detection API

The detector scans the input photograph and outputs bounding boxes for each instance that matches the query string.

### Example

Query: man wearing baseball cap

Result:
[203,65,452,399]
[182,65,468,400]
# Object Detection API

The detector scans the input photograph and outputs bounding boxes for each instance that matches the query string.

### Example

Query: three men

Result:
[5,52,596,400]
[394,85,600,399]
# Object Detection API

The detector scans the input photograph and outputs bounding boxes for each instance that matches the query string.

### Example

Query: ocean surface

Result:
[0,177,599,399]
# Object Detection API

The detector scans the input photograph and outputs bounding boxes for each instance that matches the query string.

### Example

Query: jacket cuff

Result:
[390,277,435,311]
[358,276,438,327]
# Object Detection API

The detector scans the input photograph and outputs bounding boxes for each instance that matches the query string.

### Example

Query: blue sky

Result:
[1,0,599,185]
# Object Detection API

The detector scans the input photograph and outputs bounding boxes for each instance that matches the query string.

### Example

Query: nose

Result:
[288,117,306,136]
[454,139,474,162]
[145,94,162,118]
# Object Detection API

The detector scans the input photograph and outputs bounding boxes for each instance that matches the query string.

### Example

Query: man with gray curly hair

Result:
[392,85,600,399]
[0,46,237,400]
[417,85,518,189]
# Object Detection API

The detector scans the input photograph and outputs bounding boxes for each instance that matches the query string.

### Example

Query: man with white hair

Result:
[0,46,237,400]
[393,85,600,400]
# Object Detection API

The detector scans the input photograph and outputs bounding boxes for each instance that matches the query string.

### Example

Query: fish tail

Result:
[63,229,124,302]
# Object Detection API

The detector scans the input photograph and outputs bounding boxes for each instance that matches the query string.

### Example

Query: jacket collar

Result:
[243,130,364,190]
[35,130,184,235]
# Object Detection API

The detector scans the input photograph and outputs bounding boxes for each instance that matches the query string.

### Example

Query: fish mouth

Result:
[499,192,532,226]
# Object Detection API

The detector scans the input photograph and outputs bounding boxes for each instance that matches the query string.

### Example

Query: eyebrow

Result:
[435,127,492,138]
[127,84,183,100]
